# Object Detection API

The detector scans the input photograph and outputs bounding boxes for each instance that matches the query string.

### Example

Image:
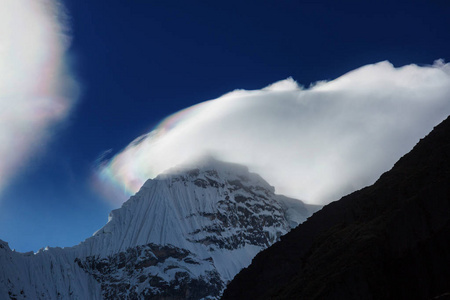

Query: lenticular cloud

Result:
[98,61,450,206]
[0,0,77,195]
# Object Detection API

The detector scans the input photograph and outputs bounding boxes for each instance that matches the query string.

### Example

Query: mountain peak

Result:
[0,158,315,299]
[158,156,247,177]
[0,240,10,251]
[151,156,275,194]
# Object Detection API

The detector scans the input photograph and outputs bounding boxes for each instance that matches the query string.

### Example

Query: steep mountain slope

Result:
[0,159,317,299]
[222,116,450,300]
[0,241,102,299]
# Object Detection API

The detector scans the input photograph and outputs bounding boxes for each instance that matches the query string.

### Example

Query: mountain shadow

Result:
[222,115,450,300]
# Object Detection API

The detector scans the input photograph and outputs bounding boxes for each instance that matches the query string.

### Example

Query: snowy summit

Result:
[0,158,318,299]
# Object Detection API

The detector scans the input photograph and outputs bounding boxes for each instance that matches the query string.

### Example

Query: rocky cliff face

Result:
[0,158,316,299]
[75,243,222,300]
[222,116,450,300]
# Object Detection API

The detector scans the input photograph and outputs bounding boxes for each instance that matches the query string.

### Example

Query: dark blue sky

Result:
[1,0,449,252]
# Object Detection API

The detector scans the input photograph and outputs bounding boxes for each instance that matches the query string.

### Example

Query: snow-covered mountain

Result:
[0,158,319,299]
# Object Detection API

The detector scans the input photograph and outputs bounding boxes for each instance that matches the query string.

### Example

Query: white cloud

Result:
[0,0,77,194]
[97,61,450,206]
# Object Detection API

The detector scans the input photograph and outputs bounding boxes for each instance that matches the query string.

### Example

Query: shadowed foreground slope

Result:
[222,115,450,300]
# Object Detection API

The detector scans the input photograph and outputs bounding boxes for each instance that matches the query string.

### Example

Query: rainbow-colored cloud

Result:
[96,61,450,206]
[0,0,78,195]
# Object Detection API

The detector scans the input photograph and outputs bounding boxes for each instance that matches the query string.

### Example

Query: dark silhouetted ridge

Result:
[222,115,450,300]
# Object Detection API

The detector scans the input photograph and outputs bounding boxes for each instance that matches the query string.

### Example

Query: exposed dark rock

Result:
[184,183,290,250]
[77,243,223,300]
[222,115,450,300]
[193,178,208,188]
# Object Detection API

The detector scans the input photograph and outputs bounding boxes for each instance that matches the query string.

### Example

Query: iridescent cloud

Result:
[97,61,450,206]
[0,0,78,195]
